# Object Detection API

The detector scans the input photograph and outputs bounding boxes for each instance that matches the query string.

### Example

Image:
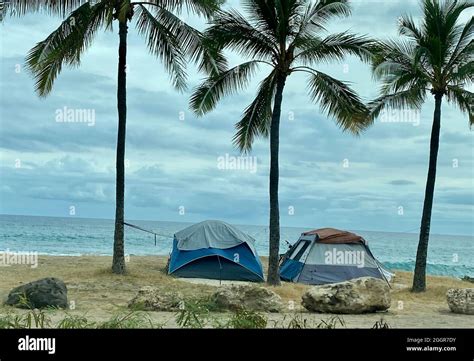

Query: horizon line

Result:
[0,213,472,238]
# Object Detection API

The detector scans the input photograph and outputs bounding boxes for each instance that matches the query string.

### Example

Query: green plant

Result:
[17,294,33,309]
[190,0,374,285]
[24,309,51,328]
[226,309,267,329]
[98,311,154,329]
[175,300,211,328]
[316,315,346,329]
[0,313,27,329]
[287,313,310,329]
[5,0,223,275]
[57,314,95,329]
[372,318,391,329]
[368,0,473,292]
[0,309,51,329]
[195,296,221,312]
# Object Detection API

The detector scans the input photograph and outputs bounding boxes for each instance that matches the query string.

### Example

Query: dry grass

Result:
[392,271,469,300]
[0,255,472,328]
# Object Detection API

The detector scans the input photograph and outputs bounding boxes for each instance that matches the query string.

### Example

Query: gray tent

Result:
[175,220,258,254]
[280,228,393,284]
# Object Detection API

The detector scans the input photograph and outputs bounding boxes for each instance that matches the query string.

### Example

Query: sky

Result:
[0,0,472,235]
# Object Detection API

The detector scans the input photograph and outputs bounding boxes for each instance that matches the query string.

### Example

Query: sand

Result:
[0,255,472,328]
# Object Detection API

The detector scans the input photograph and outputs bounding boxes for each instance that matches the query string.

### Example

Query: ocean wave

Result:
[383,261,474,278]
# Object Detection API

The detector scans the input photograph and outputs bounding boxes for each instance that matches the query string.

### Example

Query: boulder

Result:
[301,277,391,314]
[128,286,182,311]
[446,288,473,315]
[212,285,283,312]
[5,277,68,309]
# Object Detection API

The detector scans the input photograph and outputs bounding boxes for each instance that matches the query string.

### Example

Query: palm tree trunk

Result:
[112,20,128,274]
[412,93,443,292]
[267,72,287,286]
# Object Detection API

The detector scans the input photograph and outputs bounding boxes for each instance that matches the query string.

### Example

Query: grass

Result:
[57,313,95,329]
[0,309,52,329]
[98,311,155,329]
[372,318,391,329]
[286,313,311,329]
[226,309,267,329]
[0,255,472,329]
[175,299,211,328]
[389,271,471,316]
[0,306,264,329]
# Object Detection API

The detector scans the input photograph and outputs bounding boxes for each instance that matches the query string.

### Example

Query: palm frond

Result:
[367,84,427,121]
[442,0,474,35]
[145,4,227,76]
[147,0,221,18]
[242,0,279,40]
[5,0,90,18]
[450,60,474,84]
[206,9,278,60]
[295,32,374,66]
[135,3,187,91]
[305,69,370,134]
[195,36,229,77]
[295,0,350,39]
[398,14,423,40]
[190,61,260,116]
[371,39,431,94]
[445,15,473,78]
[233,70,277,152]
[420,0,473,71]
[307,0,350,27]
[25,1,109,97]
[372,39,422,75]
[446,86,473,126]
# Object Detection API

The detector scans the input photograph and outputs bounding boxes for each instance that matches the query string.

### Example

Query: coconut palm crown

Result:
[191,0,375,285]
[4,0,225,274]
[368,0,473,292]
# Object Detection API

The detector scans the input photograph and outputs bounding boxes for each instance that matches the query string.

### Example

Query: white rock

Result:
[212,285,283,312]
[301,277,391,314]
[447,288,474,315]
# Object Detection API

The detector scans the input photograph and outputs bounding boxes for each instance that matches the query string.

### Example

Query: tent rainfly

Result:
[168,220,264,282]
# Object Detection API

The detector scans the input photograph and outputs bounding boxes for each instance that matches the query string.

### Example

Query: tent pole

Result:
[217,255,222,286]
[376,259,392,288]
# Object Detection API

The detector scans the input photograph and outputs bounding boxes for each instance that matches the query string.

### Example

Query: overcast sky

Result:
[0,0,472,235]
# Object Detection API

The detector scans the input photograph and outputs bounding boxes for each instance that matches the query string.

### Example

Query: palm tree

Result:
[5,0,224,274]
[369,0,473,292]
[191,0,373,285]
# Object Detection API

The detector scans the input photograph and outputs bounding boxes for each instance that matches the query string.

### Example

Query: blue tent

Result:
[168,220,264,282]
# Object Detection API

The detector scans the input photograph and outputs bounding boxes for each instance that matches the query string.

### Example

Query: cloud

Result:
[0,4,472,235]
[389,180,416,186]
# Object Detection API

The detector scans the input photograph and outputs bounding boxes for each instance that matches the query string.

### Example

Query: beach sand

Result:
[0,255,472,328]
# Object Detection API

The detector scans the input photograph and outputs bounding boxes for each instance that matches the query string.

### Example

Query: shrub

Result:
[98,311,153,329]
[316,315,345,329]
[287,313,310,329]
[226,309,267,329]
[57,314,94,329]
[175,300,210,328]
[0,309,51,329]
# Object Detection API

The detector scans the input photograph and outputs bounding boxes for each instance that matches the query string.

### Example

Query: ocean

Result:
[0,214,472,278]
